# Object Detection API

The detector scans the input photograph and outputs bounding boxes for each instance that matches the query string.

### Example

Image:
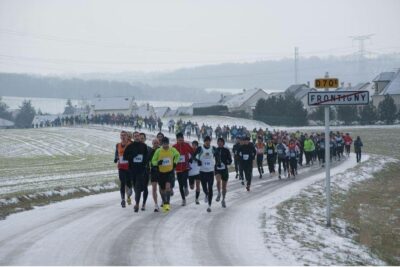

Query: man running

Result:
[276,138,288,179]
[114,130,132,208]
[238,136,256,191]
[255,137,265,178]
[214,137,232,208]
[287,140,299,179]
[151,137,180,213]
[188,140,202,204]
[303,134,315,166]
[123,131,149,212]
[232,137,241,179]
[265,139,276,176]
[173,132,194,206]
[139,133,152,211]
[354,136,363,163]
[149,138,161,212]
[343,133,353,157]
[196,136,216,212]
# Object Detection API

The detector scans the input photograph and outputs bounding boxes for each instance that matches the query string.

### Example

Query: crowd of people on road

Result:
[113,127,364,214]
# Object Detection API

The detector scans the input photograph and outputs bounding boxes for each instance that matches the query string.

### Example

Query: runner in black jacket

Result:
[214,137,232,208]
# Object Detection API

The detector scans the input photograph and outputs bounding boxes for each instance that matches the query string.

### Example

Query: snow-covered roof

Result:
[218,88,268,108]
[154,107,170,118]
[0,118,14,127]
[176,106,193,115]
[285,84,315,100]
[336,82,370,92]
[192,102,221,108]
[373,72,396,82]
[132,104,156,118]
[380,71,400,95]
[91,97,134,111]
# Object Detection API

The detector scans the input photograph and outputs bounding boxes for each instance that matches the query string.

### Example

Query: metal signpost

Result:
[309,73,369,227]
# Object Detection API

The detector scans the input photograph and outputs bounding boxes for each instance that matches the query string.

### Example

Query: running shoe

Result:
[154,205,160,212]
[181,199,186,206]
[195,199,200,205]
[216,193,221,202]
[221,200,226,208]
[207,206,211,212]
[121,200,126,208]
[127,196,132,205]
[134,205,139,213]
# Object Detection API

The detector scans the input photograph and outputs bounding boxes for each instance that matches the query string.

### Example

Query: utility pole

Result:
[294,47,299,84]
[349,34,374,81]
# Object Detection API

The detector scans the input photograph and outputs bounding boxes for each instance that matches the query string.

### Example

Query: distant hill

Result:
[0,73,220,102]
[78,53,400,90]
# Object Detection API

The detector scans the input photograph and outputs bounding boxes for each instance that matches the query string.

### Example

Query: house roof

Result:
[0,118,14,127]
[336,82,370,92]
[285,84,315,100]
[132,104,156,118]
[373,72,396,82]
[219,88,268,108]
[154,107,170,118]
[91,97,134,111]
[380,71,400,95]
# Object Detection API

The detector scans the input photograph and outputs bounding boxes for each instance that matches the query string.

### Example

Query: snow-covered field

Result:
[0,121,398,265]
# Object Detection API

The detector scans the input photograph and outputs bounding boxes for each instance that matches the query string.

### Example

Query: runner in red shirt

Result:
[173,132,194,206]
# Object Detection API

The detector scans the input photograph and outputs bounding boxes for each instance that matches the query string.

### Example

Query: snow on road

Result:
[0,153,381,265]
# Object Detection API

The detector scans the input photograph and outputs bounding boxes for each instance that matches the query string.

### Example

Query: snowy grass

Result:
[262,154,397,265]
[0,127,120,219]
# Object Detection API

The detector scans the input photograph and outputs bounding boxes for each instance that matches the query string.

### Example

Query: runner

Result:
[149,138,161,212]
[123,131,149,212]
[343,133,353,157]
[303,134,315,166]
[265,139,276,176]
[113,130,132,208]
[173,132,194,206]
[255,137,265,178]
[335,133,344,161]
[196,136,216,212]
[232,137,241,179]
[151,137,180,213]
[276,138,288,179]
[354,136,363,163]
[214,137,232,208]
[188,140,202,204]
[139,132,153,211]
[287,140,299,179]
[238,136,256,191]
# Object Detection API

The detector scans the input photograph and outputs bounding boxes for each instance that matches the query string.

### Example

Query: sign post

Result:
[310,73,369,227]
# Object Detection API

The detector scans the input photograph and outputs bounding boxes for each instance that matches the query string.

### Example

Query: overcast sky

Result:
[0,0,399,75]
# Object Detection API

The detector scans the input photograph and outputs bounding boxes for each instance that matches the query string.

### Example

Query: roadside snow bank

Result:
[262,154,398,265]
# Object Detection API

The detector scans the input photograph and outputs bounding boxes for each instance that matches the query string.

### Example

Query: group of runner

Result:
[114,128,363,213]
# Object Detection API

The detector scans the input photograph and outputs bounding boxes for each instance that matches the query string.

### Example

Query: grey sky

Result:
[0,0,399,74]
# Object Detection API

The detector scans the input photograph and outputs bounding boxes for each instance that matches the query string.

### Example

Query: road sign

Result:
[308,91,369,106]
[315,78,339,88]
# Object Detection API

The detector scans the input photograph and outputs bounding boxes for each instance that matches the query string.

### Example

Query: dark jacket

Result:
[123,141,148,172]
[215,147,232,171]
[238,143,256,164]
[354,139,363,153]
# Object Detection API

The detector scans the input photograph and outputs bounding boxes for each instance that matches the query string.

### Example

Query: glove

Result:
[197,160,202,166]
[158,160,163,166]
[114,158,118,163]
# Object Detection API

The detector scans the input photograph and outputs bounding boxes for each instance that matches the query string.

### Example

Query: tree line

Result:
[253,93,399,126]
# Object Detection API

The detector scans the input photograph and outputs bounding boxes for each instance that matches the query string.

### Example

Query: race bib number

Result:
[337,143,342,147]
[179,155,185,163]
[268,149,273,155]
[133,154,143,163]
[290,152,296,157]
[242,154,249,160]
[216,163,225,170]
[203,159,212,167]
[162,158,171,166]
[320,143,325,149]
